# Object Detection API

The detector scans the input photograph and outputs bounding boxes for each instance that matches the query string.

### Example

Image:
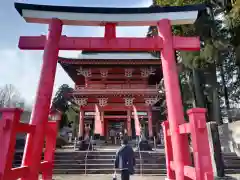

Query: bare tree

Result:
[0,84,24,108]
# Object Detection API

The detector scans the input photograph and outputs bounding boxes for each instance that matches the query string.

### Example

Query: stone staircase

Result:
[53,151,165,174]
[13,150,240,175]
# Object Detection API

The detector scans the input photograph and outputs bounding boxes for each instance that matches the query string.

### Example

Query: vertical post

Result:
[188,108,214,180]
[127,109,132,137]
[157,19,191,180]
[100,111,105,137]
[162,121,175,180]
[0,108,23,180]
[148,106,153,138]
[104,23,116,39]
[42,120,59,180]
[21,18,62,180]
[78,108,84,139]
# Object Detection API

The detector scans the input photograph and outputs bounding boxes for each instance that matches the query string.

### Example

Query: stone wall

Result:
[218,121,240,156]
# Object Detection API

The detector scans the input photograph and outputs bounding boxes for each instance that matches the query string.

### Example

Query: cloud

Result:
[1,49,74,107]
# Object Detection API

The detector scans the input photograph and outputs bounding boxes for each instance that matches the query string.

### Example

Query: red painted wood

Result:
[0,108,23,180]
[187,108,214,180]
[158,19,191,180]
[16,123,35,133]
[76,97,145,103]
[173,36,200,51]
[82,105,148,111]
[183,166,196,179]
[10,166,29,180]
[94,104,102,135]
[162,121,175,180]
[42,121,59,180]
[18,35,199,51]
[132,105,140,136]
[178,123,191,134]
[148,106,153,137]
[104,23,116,39]
[78,109,84,138]
[21,19,62,180]
[127,110,132,136]
[59,58,161,65]
[19,36,163,51]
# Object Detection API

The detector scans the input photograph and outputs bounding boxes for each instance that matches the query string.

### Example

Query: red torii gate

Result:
[0,3,213,180]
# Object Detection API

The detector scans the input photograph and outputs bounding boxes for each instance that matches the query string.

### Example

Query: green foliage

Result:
[148,0,240,123]
[52,84,74,112]
[52,84,78,129]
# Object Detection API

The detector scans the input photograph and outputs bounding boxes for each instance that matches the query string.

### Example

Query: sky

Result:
[0,0,152,107]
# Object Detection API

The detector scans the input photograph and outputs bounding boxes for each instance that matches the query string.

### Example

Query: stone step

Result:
[53,168,167,174]
[14,158,165,165]
[54,155,163,161]
[53,164,166,169]
[52,168,240,174]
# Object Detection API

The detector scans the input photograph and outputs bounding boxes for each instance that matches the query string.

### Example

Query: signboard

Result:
[85,111,95,116]
[131,112,147,116]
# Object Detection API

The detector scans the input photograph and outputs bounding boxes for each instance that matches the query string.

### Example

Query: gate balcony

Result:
[73,84,159,96]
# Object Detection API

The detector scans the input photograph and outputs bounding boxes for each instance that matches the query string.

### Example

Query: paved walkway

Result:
[52,174,240,180]
[52,175,167,180]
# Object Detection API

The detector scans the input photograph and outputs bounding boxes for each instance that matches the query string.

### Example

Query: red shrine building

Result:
[59,51,162,139]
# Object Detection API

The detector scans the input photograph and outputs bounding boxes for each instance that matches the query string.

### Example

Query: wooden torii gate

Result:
[0,3,213,180]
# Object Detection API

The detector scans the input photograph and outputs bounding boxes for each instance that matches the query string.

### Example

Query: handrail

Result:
[84,136,93,175]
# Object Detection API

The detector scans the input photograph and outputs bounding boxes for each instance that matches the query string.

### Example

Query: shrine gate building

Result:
[59,51,162,140]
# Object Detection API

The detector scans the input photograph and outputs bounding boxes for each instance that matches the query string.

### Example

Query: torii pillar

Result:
[78,108,84,139]
[158,19,192,180]
[21,19,62,180]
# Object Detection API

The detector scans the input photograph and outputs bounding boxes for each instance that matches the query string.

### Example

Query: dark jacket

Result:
[115,145,136,174]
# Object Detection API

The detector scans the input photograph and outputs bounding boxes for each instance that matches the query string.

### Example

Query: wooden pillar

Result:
[104,23,116,39]
[21,19,62,180]
[42,120,60,180]
[148,106,153,138]
[0,109,23,180]
[127,109,132,137]
[100,110,105,136]
[78,108,84,138]
[158,19,191,180]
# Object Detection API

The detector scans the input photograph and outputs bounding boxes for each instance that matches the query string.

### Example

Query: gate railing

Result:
[0,108,60,180]
[162,108,214,180]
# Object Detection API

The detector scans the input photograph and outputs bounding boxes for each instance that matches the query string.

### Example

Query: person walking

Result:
[114,137,135,180]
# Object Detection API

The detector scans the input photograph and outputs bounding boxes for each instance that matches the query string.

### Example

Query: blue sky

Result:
[0,0,152,107]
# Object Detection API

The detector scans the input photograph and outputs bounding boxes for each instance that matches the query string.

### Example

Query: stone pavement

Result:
[51,174,240,180]
[52,175,167,180]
